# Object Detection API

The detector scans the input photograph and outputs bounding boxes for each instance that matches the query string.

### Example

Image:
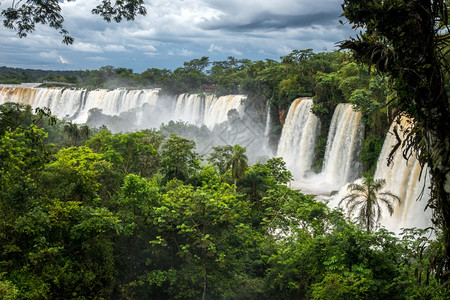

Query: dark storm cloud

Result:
[0,0,353,71]
[201,11,340,31]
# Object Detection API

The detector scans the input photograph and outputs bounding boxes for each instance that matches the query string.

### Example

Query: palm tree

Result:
[225,144,249,186]
[339,174,400,232]
[63,122,80,144]
[79,124,91,141]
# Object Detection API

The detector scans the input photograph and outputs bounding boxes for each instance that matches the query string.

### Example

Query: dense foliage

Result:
[0,103,447,299]
[340,0,450,280]
[1,0,448,298]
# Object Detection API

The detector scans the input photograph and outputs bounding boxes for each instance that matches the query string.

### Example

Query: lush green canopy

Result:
[0,103,447,299]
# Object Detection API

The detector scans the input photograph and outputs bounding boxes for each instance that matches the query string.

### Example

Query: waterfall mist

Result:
[0,86,269,161]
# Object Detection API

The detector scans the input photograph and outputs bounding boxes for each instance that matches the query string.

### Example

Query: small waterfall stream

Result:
[263,101,273,155]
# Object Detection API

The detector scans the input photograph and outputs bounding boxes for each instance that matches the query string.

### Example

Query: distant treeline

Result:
[0,66,78,84]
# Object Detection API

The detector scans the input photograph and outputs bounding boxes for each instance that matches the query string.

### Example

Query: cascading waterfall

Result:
[51,89,86,120]
[203,95,246,129]
[329,117,432,233]
[204,94,217,119]
[174,94,205,125]
[263,101,273,155]
[0,87,161,124]
[0,87,37,105]
[0,87,245,130]
[264,101,271,141]
[289,102,363,196]
[276,98,320,179]
[74,89,160,123]
[375,118,432,232]
[320,103,364,188]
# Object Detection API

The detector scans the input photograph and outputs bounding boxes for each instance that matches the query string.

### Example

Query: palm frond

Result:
[340,174,400,232]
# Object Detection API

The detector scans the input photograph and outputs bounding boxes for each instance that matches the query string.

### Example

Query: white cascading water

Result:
[174,94,204,125]
[203,95,246,129]
[0,87,160,124]
[289,103,363,196]
[375,118,432,232]
[263,101,273,155]
[0,87,245,130]
[0,86,38,105]
[276,98,320,179]
[329,117,432,233]
[321,103,364,187]
[203,94,217,120]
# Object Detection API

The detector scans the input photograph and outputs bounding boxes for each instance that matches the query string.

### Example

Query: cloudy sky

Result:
[0,0,354,72]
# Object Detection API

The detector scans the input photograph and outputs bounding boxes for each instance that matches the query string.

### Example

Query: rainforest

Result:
[1,0,450,299]
[0,47,447,299]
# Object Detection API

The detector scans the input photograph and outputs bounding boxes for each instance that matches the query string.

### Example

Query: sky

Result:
[0,0,355,72]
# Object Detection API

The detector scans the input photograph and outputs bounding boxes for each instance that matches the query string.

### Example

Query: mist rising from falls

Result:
[276,98,320,179]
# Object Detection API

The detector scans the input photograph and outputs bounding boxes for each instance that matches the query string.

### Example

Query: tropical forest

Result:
[0,0,449,299]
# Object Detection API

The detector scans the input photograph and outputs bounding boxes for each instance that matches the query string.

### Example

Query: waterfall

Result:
[0,87,160,125]
[329,117,432,233]
[321,103,364,188]
[263,101,273,155]
[0,87,246,131]
[0,87,38,105]
[289,102,363,196]
[375,118,432,232]
[276,98,320,179]
[204,94,217,119]
[174,94,205,125]
[203,95,246,129]
[54,89,86,120]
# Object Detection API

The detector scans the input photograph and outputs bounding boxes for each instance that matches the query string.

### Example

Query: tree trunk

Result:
[202,264,207,300]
